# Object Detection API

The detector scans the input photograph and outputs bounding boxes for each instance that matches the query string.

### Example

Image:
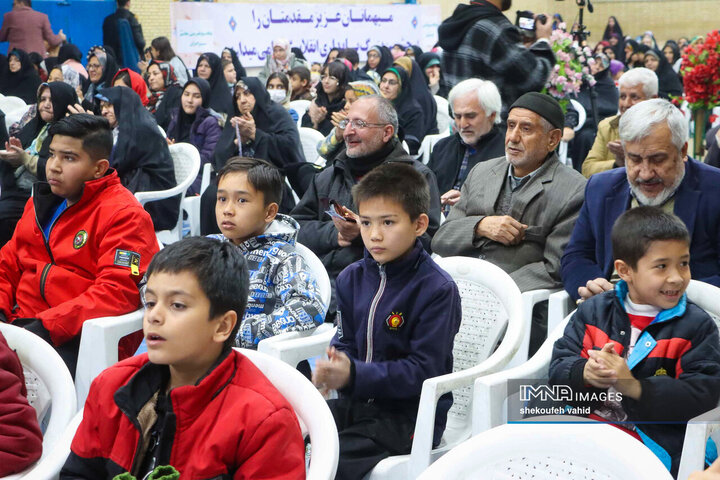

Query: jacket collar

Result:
[614,279,687,325]
[114,349,236,423]
[33,169,121,227]
[362,238,426,277]
[237,213,299,252]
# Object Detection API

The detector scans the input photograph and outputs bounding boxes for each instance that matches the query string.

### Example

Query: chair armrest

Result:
[257,325,336,368]
[677,406,720,480]
[200,162,214,194]
[23,411,83,480]
[472,314,572,436]
[548,290,572,335]
[408,344,520,478]
[75,309,144,408]
[508,289,557,368]
[135,186,186,206]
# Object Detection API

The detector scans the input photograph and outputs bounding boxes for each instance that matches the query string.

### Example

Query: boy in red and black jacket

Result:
[550,207,720,476]
[0,114,158,374]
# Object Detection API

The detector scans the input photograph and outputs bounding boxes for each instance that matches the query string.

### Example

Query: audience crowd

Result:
[0,0,719,478]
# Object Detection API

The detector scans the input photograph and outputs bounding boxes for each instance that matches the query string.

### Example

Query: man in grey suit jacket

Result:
[432,92,587,293]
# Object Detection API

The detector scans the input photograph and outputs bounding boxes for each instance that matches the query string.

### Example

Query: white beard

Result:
[628,162,685,207]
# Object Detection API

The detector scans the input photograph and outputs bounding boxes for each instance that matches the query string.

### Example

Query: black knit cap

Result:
[509,92,564,130]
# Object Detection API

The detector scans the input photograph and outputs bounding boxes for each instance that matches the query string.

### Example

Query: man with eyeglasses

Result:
[291,95,441,318]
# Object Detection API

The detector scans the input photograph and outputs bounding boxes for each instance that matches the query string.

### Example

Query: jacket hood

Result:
[255,213,299,245]
[437,2,502,51]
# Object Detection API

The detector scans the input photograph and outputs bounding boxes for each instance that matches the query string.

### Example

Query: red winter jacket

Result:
[0,331,43,476]
[61,350,306,480]
[0,170,158,346]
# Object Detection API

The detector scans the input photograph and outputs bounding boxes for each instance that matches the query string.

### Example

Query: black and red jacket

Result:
[550,281,720,475]
[61,350,306,479]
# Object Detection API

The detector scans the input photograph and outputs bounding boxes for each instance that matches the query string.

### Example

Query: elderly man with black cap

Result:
[433,92,586,292]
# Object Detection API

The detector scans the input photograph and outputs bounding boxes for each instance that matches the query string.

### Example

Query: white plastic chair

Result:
[0,95,27,114]
[678,407,720,480]
[237,348,339,480]
[418,131,450,165]
[183,162,214,237]
[300,127,325,165]
[417,421,673,480]
[135,142,200,245]
[0,323,76,480]
[548,289,575,336]
[558,98,588,167]
[74,309,144,408]
[289,100,311,128]
[257,242,332,362]
[4,105,30,134]
[434,95,451,134]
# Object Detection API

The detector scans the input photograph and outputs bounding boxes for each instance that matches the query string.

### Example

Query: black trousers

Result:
[328,397,416,480]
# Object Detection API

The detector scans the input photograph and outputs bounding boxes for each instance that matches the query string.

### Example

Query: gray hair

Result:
[448,78,502,124]
[618,67,659,98]
[619,99,687,152]
[356,95,399,133]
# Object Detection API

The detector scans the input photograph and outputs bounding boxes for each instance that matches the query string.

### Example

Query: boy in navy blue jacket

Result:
[550,207,720,476]
[313,162,462,480]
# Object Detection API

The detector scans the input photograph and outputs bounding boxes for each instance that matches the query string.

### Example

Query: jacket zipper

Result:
[365,264,386,363]
[35,207,66,303]
[39,264,52,304]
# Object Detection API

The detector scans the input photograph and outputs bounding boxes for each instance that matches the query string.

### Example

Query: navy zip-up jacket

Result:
[331,239,462,445]
[550,282,720,475]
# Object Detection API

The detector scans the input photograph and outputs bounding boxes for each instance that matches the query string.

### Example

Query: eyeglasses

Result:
[321,75,339,83]
[380,78,398,86]
[367,52,381,59]
[87,63,101,70]
[338,119,388,130]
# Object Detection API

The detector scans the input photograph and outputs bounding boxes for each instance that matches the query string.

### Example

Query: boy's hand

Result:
[583,343,617,389]
[587,343,643,399]
[313,347,351,393]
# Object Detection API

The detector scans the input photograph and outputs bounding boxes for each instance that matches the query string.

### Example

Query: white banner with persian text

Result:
[170,3,441,68]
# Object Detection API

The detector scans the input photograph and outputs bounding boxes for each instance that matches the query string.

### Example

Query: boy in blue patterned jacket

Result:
[312,162,462,480]
[209,157,326,348]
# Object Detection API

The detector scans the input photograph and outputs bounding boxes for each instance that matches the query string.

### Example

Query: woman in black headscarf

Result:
[644,49,683,100]
[0,82,78,245]
[195,52,234,117]
[405,45,424,60]
[362,45,393,84]
[145,60,183,130]
[624,40,646,69]
[0,49,42,104]
[200,77,305,234]
[301,60,350,136]
[602,16,623,42]
[79,51,118,114]
[393,56,438,137]
[418,52,449,98]
[379,66,424,155]
[95,86,178,231]
[221,47,247,79]
[662,40,683,74]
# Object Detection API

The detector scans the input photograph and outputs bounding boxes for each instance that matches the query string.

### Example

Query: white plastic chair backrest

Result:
[294,242,331,312]
[420,131,450,165]
[236,348,339,480]
[4,104,30,133]
[168,142,201,193]
[401,140,410,154]
[435,95,451,134]
[570,99,587,132]
[0,323,76,455]
[299,127,325,165]
[289,100,311,127]
[417,422,673,480]
[433,257,523,432]
[0,95,27,113]
[686,279,720,330]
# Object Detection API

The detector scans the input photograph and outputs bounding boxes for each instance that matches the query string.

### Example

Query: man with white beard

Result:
[561,98,720,302]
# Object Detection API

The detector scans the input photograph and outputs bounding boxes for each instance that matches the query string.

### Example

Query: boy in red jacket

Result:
[0,114,158,375]
[61,237,306,479]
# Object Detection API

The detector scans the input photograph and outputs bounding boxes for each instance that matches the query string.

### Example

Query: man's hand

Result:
[588,343,642,400]
[535,13,552,40]
[475,215,527,245]
[1,138,27,168]
[689,458,720,480]
[313,346,352,395]
[440,189,461,206]
[583,343,618,389]
[608,141,625,166]
[578,277,614,301]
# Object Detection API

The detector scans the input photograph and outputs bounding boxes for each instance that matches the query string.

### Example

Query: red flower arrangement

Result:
[681,30,720,109]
